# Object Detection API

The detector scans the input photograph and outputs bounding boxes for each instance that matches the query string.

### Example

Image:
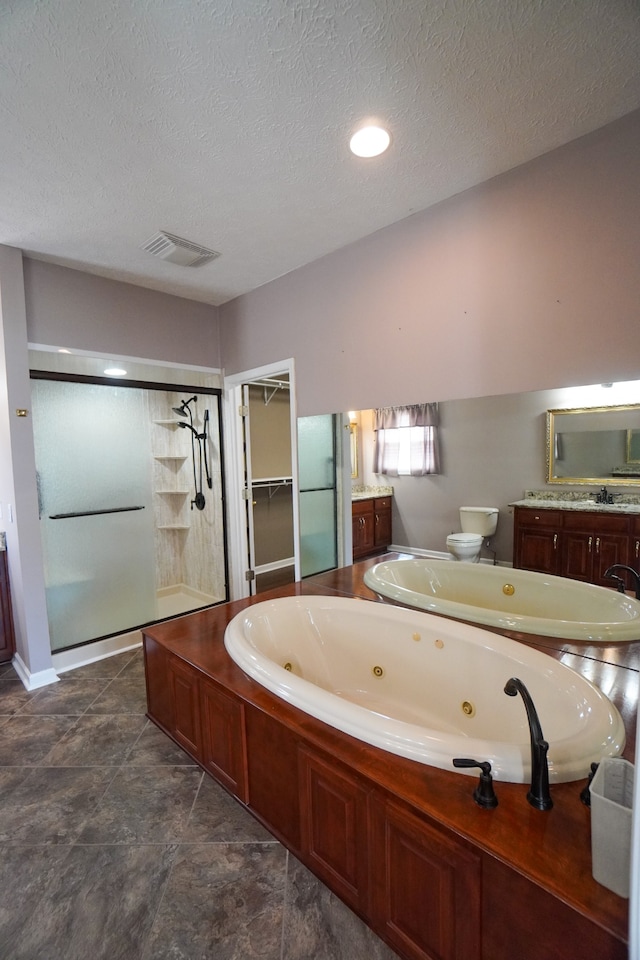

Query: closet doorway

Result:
[225,360,301,598]
[243,374,296,593]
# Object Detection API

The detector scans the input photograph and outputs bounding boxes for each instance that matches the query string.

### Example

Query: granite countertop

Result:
[351,485,393,502]
[509,490,640,515]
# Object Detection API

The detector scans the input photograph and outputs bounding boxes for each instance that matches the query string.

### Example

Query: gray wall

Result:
[24,260,220,367]
[219,110,640,418]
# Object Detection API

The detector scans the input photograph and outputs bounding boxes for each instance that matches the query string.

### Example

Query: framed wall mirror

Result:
[546,404,640,484]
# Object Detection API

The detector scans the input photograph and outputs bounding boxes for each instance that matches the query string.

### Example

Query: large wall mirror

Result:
[546,404,640,485]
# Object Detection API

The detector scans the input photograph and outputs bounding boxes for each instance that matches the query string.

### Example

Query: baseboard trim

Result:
[388,544,512,567]
[52,630,142,675]
[13,653,59,690]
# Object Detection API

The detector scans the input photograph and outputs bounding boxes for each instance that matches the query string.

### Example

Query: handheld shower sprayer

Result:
[173,396,212,510]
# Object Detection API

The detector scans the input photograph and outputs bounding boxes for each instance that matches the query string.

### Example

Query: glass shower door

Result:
[298,414,338,577]
[31,379,157,651]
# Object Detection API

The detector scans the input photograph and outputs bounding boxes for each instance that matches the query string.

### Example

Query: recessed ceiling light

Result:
[349,125,391,158]
[104,367,127,377]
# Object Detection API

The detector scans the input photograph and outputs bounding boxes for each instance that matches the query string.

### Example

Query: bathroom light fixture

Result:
[103,367,127,377]
[349,125,390,158]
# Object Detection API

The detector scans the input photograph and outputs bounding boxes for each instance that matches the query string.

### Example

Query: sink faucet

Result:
[592,486,622,505]
[504,678,553,811]
[604,564,640,599]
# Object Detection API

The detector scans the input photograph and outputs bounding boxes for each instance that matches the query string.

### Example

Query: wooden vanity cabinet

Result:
[513,509,561,575]
[514,506,635,586]
[0,550,16,663]
[352,497,392,560]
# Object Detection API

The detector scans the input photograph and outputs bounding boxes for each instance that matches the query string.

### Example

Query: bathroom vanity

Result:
[352,489,393,560]
[513,498,640,586]
[143,556,633,960]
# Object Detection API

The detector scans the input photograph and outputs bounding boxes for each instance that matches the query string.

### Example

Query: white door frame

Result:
[223,358,300,600]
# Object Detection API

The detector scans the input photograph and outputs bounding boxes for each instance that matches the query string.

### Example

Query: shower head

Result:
[176,421,200,437]
[172,396,197,418]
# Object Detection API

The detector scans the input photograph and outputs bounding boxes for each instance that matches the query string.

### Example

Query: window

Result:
[373,403,441,477]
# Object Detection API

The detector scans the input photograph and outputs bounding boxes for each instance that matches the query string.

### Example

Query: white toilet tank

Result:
[459,507,499,537]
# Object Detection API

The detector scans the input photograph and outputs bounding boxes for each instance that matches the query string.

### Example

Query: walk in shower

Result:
[30,373,228,652]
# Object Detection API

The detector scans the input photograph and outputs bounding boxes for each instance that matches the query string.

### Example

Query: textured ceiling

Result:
[1,0,639,306]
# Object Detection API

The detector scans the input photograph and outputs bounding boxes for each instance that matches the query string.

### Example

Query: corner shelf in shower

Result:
[153,455,188,461]
[155,489,190,495]
[157,524,190,530]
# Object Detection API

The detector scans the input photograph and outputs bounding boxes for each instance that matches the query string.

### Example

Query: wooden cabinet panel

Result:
[353,499,374,559]
[353,497,392,559]
[144,637,175,732]
[592,532,629,585]
[200,676,248,801]
[167,656,202,758]
[0,551,16,664]
[374,497,392,549]
[371,797,481,960]
[299,747,369,912]
[482,855,626,960]
[513,509,561,574]
[245,704,301,849]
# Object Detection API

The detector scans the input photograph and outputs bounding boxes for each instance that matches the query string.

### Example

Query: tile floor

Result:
[0,649,399,960]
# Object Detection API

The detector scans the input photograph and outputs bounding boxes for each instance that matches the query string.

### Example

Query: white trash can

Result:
[590,757,634,898]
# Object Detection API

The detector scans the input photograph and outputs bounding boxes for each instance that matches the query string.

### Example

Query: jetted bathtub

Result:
[364,558,640,642]
[224,595,625,783]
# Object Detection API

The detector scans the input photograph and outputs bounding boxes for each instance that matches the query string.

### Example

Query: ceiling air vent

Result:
[141,231,220,268]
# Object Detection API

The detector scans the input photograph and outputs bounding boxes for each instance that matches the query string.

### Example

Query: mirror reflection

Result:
[547,405,640,484]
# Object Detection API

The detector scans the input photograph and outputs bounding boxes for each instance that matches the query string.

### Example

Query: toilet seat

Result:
[446,533,482,545]
[446,532,483,562]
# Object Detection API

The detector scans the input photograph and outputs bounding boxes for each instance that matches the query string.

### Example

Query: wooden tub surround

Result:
[143,554,637,960]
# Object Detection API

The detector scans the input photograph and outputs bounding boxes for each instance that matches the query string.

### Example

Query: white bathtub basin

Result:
[364,558,640,642]
[224,595,624,783]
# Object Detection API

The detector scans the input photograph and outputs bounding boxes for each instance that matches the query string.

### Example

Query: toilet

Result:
[446,507,499,563]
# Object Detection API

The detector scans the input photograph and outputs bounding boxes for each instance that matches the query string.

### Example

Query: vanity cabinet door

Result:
[374,497,392,549]
[561,513,630,585]
[513,509,561,575]
[370,796,481,960]
[352,499,375,559]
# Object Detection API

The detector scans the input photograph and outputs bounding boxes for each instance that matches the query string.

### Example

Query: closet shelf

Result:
[251,477,293,499]
[252,476,293,485]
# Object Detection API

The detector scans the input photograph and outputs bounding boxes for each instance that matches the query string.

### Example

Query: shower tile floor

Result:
[0,650,400,960]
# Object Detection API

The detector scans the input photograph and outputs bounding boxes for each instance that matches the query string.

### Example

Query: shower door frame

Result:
[30,369,230,649]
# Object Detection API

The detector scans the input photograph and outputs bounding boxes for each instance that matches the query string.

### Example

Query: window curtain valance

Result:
[373,403,441,476]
